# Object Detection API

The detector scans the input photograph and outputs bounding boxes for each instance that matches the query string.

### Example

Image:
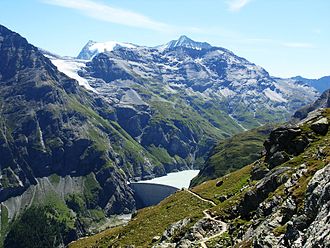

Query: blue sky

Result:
[0,0,329,78]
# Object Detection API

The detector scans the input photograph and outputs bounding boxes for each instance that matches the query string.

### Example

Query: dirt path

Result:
[185,189,227,247]
[185,188,216,206]
[199,209,227,247]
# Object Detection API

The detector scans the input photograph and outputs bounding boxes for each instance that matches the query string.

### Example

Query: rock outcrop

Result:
[263,126,308,168]
[302,164,330,247]
[310,117,329,135]
[236,110,330,247]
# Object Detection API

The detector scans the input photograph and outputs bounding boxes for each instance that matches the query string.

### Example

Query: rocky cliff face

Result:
[241,111,330,247]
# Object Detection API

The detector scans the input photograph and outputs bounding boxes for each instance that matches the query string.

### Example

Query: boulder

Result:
[283,221,300,246]
[218,195,227,202]
[160,218,191,242]
[176,240,192,248]
[216,180,224,187]
[310,117,329,135]
[239,167,290,218]
[152,236,161,243]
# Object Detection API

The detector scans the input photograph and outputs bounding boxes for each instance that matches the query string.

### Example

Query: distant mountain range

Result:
[291,75,330,93]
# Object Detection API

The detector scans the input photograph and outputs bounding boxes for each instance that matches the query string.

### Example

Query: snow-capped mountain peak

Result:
[77,40,138,60]
[158,35,212,51]
[66,37,319,129]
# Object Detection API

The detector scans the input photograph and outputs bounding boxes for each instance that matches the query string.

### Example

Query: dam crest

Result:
[129,182,179,209]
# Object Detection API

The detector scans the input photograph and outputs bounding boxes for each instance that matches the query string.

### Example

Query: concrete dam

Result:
[129,182,179,209]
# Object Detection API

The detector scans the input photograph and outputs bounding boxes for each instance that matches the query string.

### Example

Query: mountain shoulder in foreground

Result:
[191,124,275,186]
[71,108,330,247]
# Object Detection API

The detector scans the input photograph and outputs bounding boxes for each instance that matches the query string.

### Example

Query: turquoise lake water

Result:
[139,170,200,189]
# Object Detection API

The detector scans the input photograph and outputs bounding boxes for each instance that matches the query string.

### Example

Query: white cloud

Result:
[41,0,171,32]
[282,42,315,49]
[226,0,253,12]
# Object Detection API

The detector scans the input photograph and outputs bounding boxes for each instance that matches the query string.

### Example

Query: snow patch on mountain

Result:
[77,40,138,60]
[49,58,97,93]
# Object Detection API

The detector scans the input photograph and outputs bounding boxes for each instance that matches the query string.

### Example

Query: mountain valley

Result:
[0,23,329,248]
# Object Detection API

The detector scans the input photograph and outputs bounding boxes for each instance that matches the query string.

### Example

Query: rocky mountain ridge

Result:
[157,35,213,51]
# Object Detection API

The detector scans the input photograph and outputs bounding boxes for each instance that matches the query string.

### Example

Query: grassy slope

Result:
[70,190,212,248]
[69,166,255,248]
